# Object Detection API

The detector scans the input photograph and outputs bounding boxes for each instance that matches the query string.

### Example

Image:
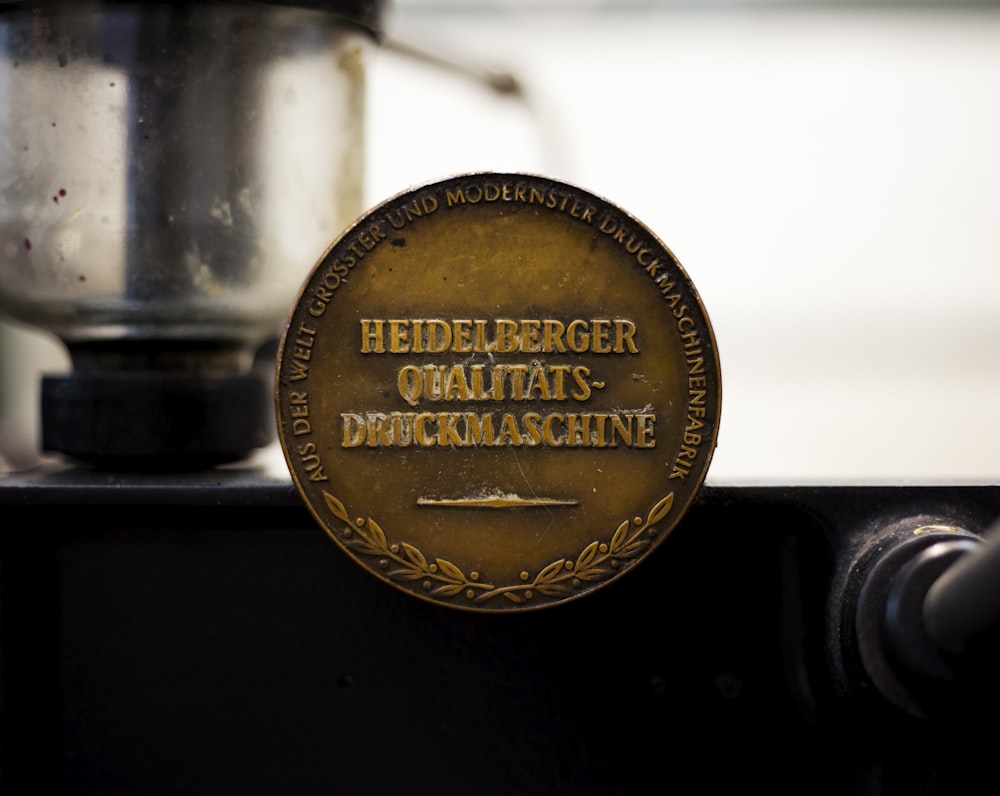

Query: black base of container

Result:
[41,371,274,470]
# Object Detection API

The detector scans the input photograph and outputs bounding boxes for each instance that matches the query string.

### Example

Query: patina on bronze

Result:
[276,173,721,611]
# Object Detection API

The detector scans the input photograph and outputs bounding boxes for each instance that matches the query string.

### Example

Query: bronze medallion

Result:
[276,173,721,611]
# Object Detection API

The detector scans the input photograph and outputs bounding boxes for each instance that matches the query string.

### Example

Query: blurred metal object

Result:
[384,34,522,96]
[0,1,381,467]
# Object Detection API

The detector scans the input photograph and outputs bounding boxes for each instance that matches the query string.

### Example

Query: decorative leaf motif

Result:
[609,521,629,554]
[367,518,389,552]
[324,492,350,524]
[435,558,466,583]
[345,537,373,554]
[576,541,599,571]
[322,489,676,607]
[433,584,466,597]
[350,525,382,556]
[647,494,674,526]
[574,567,610,582]
[402,542,429,572]
[535,559,566,585]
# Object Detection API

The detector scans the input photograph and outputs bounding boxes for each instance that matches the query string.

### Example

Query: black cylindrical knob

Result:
[924,521,1000,655]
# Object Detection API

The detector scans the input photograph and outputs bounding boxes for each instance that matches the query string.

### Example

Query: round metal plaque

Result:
[276,173,721,611]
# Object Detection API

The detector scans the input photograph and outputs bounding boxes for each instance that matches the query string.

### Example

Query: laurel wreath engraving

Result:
[323,491,674,606]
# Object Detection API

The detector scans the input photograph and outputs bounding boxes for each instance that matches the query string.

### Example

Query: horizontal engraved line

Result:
[417,495,579,509]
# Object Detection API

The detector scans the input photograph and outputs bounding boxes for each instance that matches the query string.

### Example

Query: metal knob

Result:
[852,517,1000,718]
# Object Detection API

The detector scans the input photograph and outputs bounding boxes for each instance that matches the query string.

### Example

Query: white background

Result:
[366,1,1000,484]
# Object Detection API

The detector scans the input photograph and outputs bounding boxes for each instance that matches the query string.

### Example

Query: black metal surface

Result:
[2,468,1000,794]
[41,371,275,470]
